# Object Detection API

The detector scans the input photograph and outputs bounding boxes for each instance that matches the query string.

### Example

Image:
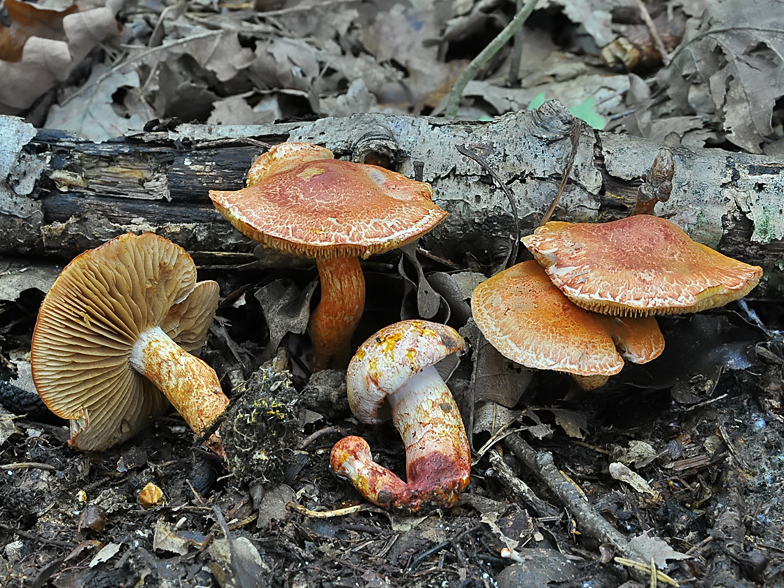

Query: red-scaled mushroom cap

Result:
[522,215,763,317]
[346,319,467,424]
[471,261,664,386]
[209,142,447,260]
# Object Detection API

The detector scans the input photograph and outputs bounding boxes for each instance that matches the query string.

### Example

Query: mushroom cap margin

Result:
[31,233,217,450]
[346,320,467,425]
[522,216,763,316]
[209,142,447,260]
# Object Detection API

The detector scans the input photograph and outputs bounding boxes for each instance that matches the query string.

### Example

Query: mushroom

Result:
[31,233,228,451]
[471,261,664,390]
[209,142,447,369]
[522,215,763,317]
[330,320,471,512]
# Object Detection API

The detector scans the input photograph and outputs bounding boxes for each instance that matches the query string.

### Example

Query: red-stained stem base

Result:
[310,256,366,370]
[331,366,471,512]
[130,326,229,435]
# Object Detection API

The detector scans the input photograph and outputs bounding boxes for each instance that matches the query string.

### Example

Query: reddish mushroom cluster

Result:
[472,214,763,389]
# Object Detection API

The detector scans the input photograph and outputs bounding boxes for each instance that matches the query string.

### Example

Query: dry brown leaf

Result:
[44,64,153,142]
[658,0,784,153]
[0,0,124,113]
[0,0,76,62]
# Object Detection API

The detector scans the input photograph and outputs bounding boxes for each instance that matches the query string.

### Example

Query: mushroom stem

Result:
[130,326,229,434]
[331,365,470,511]
[310,256,365,370]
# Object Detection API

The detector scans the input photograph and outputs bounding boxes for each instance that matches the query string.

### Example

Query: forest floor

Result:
[1,0,784,586]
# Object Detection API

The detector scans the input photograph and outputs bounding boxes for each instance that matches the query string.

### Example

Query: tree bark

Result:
[2,101,782,292]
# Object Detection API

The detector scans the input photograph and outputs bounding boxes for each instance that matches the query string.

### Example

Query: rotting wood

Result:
[1,101,782,292]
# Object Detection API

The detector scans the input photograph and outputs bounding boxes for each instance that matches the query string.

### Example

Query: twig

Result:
[407,523,483,572]
[0,462,56,471]
[487,449,559,517]
[503,432,646,560]
[298,425,342,450]
[506,0,525,87]
[0,523,76,548]
[632,0,670,66]
[539,118,581,226]
[444,0,541,118]
[287,502,380,518]
[455,144,520,267]
[61,30,225,106]
[614,557,680,586]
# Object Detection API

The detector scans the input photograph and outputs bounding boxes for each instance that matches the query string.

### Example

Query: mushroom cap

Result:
[596,314,664,364]
[31,233,219,451]
[522,215,763,316]
[209,142,447,260]
[346,320,467,425]
[471,261,665,378]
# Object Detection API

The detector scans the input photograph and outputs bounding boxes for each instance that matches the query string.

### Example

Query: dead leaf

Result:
[255,484,295,530]
[538,0,615,47]
[208,93,280,126]
[462,73,629,117]
[211,505,268,588]
[610,440,658,468]
[0,0,76,62]
[475,342,533,408]
[609,462,658,497]
[496,548,581,586]
[254,278,317,361]
[658,0,784,152]
[319,78,380,117]
[398,243,447,322]
[152,519,190,555]
[88,542,121,567]
[474,402,521,435]
[45,64,153,142]
[0,406,19,446]
[628,531,691,568]
[156,58,220,121]
[0,0,124,112]
[546,408,588,440]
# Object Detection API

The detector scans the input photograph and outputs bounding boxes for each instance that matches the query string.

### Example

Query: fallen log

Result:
[1,101,782,293]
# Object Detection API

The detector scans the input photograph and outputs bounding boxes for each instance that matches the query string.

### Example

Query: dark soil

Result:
[1,260,783,588]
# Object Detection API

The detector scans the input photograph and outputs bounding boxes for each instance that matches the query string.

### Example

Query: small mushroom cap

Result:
[346,320,467,425]
[596,314,664,364]
[472,261,666,378]
[31,233,219,451]
[209,142,447,260]
[522,215,763,316]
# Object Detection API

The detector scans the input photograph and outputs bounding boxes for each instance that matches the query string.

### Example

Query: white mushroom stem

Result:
[130,326,229,434]
[331,364,470,510]
[386,365,469,479]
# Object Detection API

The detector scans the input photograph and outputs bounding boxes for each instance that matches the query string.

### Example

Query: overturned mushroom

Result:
[31,233,227,451]
[330,320,470,512]
[209,142,447,370]
[471,261,664,390]
[522,215,763,317]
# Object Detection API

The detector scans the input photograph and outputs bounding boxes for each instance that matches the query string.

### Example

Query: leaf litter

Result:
[1,0,784,586]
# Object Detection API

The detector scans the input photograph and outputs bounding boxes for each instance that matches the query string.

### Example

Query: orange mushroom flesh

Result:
[209,142,447,370]
[31,233,228,451]
[522,215,763,317]
[471,261,664,390]
[330,320,471,512]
